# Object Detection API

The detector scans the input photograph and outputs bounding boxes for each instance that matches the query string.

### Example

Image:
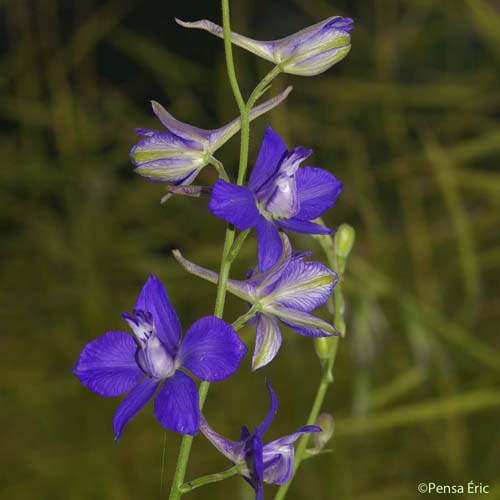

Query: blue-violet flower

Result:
[209,125,343,271]
[174,233,337,369]
[200,380,320,500]
[130,89,291,196]
[73,274,247,439]
[177,16,353,77]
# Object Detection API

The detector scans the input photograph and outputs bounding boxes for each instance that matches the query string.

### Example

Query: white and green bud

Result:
[313,413,335,451]
[177,16,353,77]
[130,87,292,191]
[334,223,356,275]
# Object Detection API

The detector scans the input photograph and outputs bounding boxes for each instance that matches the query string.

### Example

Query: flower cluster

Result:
[73,11,353,500]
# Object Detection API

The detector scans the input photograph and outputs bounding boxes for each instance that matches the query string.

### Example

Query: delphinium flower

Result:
[73,274,247,439]
[177,16,353,76]
[130,88,291,199]
[209,125,343,271]
[200,380,320,500]
[174,233,337,369]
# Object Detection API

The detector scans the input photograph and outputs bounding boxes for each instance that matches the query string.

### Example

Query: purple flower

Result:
[209,125,343,272]
[200,380,320,499]
[130,89,291,194]
[174,233,337,369]
[73,274,247,439]
[177,16,353,77]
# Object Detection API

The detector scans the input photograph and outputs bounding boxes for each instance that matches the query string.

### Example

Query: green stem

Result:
[227,229,251,262]
[208,156,229,182]
[221,0,249,187]
[232,306,257,331]
[274,239,344,500]
[246,65,281,111]
[237,64,281,185]
[179,466,240,493]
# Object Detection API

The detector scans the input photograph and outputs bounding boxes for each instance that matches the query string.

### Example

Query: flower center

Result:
[255,147,311,219]
[122,309,176,379]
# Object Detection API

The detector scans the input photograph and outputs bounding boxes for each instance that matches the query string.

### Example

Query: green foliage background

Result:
[1,0,500,499]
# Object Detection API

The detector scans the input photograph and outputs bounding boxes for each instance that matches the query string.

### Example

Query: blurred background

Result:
[2,0,500,499]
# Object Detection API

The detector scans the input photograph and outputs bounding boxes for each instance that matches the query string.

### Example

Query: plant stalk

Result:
[273,237,345,500]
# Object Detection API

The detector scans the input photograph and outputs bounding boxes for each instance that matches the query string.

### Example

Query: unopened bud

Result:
[314,413,335,451]
[334,224,355,274]
[315,336,332,360]
[178,17,353,77]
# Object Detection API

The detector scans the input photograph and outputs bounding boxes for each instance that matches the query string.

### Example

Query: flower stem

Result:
[169,4,282,498]
[227,229,251,262]
[232,306,257,331]
[237,64,281,185]
[221,0,249,187]
[246,65,282,111]
[179,466,240,493]
[208,156,229,182]
[168,2,254,498]
[273,235,347,500]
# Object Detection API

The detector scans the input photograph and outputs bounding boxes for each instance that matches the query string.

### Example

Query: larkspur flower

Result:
[174,233,337,369]
[73,274,247,439]
[200,380,320,500]
[130,88,292,197]
[176,16,353,77]
[209,125,343,272]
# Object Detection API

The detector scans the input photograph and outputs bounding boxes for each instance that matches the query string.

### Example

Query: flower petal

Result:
[252,314,282,370]
[178,316,247,382]
[254,232,293,291]
[256,217,282,272]
[249,126,288,193]
[267,425,321,448]
[246,434,264,500]
[172,250,254,301]
[135,274,182,355]
[277,16,352,60]
[266,260,336,312]
[209,180,261,231]
[154,371,199,435]
[262,426,321,485]
[130,130,202,166]
[272,307,337,337]
[257,380,278,436]
[134,157,204,183]
[276,217,333,235]
[295,167,343,220]
[199,415,245,462]
[73,331,143,397]
[150,101,208,144]
[113,376,160,440]
[285,45,351,77]
[176,18,276,63]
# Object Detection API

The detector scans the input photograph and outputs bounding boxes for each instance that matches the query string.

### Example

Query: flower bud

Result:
[334,223,355,275]
[130,128,206,183]
[313,413,335,451]
[177,16,353,77]
[276,17,354,77]
[315,336,332,360]
[130,87,292,190]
